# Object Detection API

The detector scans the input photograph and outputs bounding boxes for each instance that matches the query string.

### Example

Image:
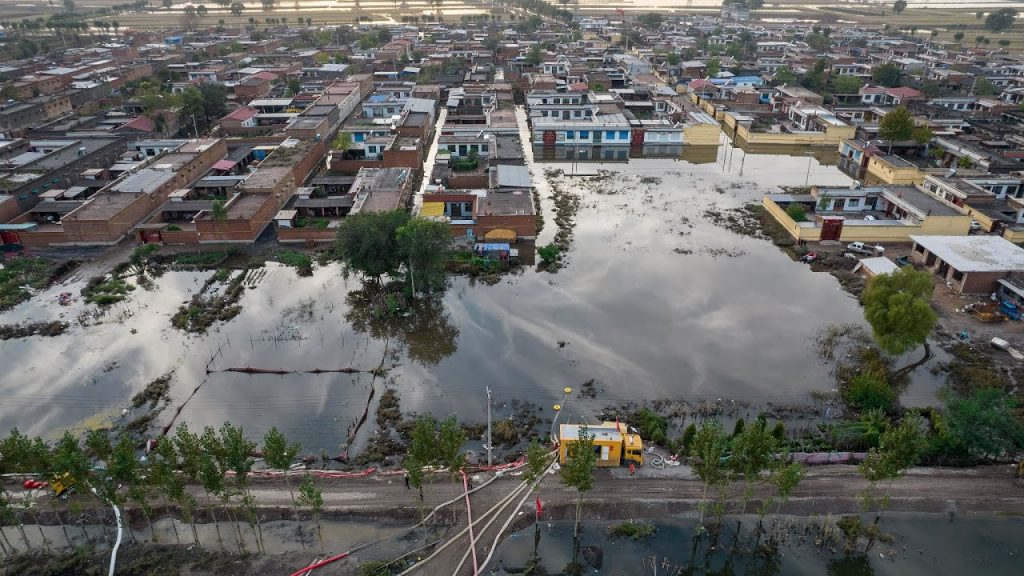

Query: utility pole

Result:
[485,386,492,467]
[191,114,199,139]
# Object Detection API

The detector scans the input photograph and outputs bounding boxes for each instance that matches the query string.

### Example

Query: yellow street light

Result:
[553,404,561,411]
[563,387,572,394]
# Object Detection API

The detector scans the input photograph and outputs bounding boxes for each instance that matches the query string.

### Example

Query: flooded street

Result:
[0,146,945,455]
[492,514,1024,576]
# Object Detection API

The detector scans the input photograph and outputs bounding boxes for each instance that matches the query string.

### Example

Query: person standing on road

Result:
[404,473,410,489]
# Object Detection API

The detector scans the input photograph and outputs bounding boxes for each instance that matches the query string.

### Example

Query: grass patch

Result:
[0,321,68,340]
[82,276,135,306]
[172,250,232,270]
[608,520,656,540]
[277,250,314,277]
[0,257,55,311]
[170,270,247,333]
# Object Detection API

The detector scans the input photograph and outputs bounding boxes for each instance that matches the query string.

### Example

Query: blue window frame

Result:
[619,130,629,139]
[605,130,615,139]
[579,131,589,139]
[566,130,575,139]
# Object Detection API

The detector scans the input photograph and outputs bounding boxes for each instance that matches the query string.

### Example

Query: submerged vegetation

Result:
[0,257,59,311]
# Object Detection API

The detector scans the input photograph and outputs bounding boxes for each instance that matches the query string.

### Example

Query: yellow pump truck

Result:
[559,421,644,468]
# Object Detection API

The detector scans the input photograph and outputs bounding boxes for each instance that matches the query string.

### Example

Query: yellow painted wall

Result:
[1003,227,1024,243]
[762,197,970,243]
[762,197,821,241]
[684,122,721,146]
[733,120,856,146]
[865,156,923,185]
[960,203,996,231]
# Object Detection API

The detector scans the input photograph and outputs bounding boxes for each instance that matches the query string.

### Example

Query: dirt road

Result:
[230,464,1024,521]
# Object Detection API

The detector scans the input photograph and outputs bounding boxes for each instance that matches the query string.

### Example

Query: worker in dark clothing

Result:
[404,474,410,489]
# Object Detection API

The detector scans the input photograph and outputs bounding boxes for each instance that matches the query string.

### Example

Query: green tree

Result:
[976,35,986,47]
[858,414,927,521]
[525,44,542,66]
[892,0,906,15]
[197,4,207,16]
[524,439,550,487]
[729,418,779,515]
[786,203,807,222]
[262,426,303,547]
[985,8,1017,33]
[560,427,596,538]
[862,266,937,368]
[298,474,324,553]
[636,12,663,31]
[173,424,225,549]
[878,106,915,152]
[706,57,720,78]
[230,1,244,15]
[220,423,261,552]
[334,210,411,284]
[774,66,796,85]
[396,217,452,294]
[211,198,228,221]
[872,62,902,87]
[974,78,998,96]
[941,387,1024,461]
[912,125,934,147]
[953,31,965,43]
[689,421,729,530]
[832,74,862,94]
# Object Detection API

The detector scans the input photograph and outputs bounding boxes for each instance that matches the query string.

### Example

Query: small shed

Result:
[274,209,297,229]
[853,256,899,278]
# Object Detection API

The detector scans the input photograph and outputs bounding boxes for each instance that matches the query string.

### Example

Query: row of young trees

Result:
[0,424,327,554]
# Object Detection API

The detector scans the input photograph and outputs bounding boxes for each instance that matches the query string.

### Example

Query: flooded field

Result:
[0,146,947,457]
[492,514,1024,576]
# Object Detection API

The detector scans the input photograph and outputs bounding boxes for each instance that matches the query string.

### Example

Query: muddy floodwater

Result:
[0,148,945,454]
[492,514,1024,576]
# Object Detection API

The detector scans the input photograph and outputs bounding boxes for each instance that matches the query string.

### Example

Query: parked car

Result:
[846,241,884,255]
[970,220,983,232]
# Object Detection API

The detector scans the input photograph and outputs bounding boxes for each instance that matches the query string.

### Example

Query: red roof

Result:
[567,82,589,92]
[222,107,258,122]
[252,71,278,81]
[120,116,155,133]
[690,79,714,90]
[885,86,923,99]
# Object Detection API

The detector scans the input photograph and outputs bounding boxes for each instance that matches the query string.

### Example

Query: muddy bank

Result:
[0,321,68,340]
[0,544,313,576]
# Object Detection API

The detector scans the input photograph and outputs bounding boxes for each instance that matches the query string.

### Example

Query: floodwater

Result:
[492,514,1024,576]
[0,144,945,456]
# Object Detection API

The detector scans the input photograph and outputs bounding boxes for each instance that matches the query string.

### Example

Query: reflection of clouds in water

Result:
[3,152,868,444]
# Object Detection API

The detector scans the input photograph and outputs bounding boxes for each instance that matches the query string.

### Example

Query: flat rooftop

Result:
[111,168,176,194]
[64,192,141,221]
[479,189,533,216]
[910,235,1024,273]
[885,186,960,217]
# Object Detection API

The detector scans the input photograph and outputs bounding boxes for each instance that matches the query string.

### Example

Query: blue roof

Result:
[367,94,389,102]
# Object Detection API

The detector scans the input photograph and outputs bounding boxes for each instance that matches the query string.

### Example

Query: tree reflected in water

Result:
[827,554,875,576]
[344,286,459,365]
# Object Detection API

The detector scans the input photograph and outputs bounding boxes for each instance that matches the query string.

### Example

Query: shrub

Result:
[633,408,669,446]
[842,370,897,412]
[165,224,183,232]
[785,203,808,222]
[608,520,656,539]
[278,250,314,276]
[537,243,561,264]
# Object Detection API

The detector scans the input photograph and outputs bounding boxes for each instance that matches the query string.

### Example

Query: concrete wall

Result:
[278,226,336,244]
[763,197,971,243]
